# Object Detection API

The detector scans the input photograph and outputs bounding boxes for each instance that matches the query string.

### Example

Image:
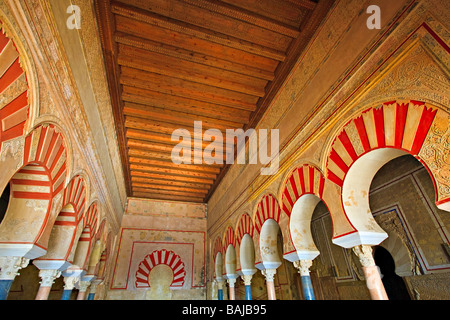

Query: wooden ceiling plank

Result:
[132,192,205,203]
[120,66,259,110]
[132,186,207,198]
[123,102,244,130]
[128,157,222,174]
[115,33,275,81]
[130,164,218,179]
[182,0,300,38]
[219,0,309,27]
[132,183,209,195]
[285,0,318,11]
[131,176,209,189]
[121,87,251,124]
[112,6,285,63]
[128,148,229,167]
[114,0,292,53]
[130,170,214,185]
[125,117,237,145]
[117,45,267,97]
[126,129,233,154]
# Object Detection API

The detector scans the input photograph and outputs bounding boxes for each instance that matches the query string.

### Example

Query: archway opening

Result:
[0,183,10,225]
[374,246,411,300]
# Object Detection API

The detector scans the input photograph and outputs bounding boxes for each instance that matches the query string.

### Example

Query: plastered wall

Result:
[105,198,207,300]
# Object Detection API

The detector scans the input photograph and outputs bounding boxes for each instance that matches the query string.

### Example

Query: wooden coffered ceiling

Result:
[94,0,333,203]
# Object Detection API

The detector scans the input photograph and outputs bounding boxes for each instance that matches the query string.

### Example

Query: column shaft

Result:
[61,289,72,300]
[244,285,252,300]
[300,276,315,300]
[0,280,13,300]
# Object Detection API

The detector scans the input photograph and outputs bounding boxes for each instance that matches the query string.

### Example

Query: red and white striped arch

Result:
[212,236,223,262]
[54,175,87,227]
[135,249,186,289]
[9,125,67,224]
[281,164,325,217]
[235,213,254,246]
[0,27,29,146]
[326,100,437,187]
[222,226,236,250]
[253,193,281,234]
[80,202,99,241]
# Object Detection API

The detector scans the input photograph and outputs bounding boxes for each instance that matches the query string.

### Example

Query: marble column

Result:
[353,245,388,300]
[77,280,90,300]
[241,274,253,300]
[61,276,78,300]
[35,269,61,300]
[227,277,237,300]
[261,268,277,300]
[293,259,315,300]
[0,256,30,300]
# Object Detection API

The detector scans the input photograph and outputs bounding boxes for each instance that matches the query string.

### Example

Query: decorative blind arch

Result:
[54,175,87,227]
[326,101,437,187]
[235,213,254,245]
[222,226,236,250]
[135,249,186,289]
[0,26,29,146]
[253,193,281,234]
[213,236,223,262]
[281,164,325,217]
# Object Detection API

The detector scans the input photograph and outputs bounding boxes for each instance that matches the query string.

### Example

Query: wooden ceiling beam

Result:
[128,148,228,167]
[130,170,214,185]
[132,183,209,195]
[132,186,207,198]
[121,87,251,124]
[285,0,318,11]
[131,176,209,190]
[125,117,237,145]
[130,164,218,179]
[123,102,244,131]
[120,66,258,111]
[112,1,289,59]
[117,44,267,97]
[114,15,279,72]
[129,157,222,174]
[126,129,233,154]
[182,0,301,38]
[115,33,275,81]
[132,192,205,203]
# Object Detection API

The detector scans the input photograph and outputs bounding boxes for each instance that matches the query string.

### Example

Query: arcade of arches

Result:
[0,0,449,300]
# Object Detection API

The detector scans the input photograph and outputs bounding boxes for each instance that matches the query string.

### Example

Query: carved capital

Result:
[227,278,236,288]
[352,245,375,268]
[241,274,253,286]
[215,279,224,290]
[0,256,30,280]
[293,259,313,276]
[63,276,79,290]
[78,280,91,292]
[261,268,277,282]
[39,269,61,287]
